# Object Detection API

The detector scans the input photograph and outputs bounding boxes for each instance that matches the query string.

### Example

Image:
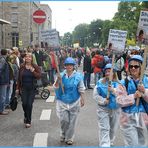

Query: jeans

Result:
[84,72,91,88]
[21,87,35,124]
[0,85,7,112]
[94,72,103,85]
[48,68,55,85]
[5,80,14,107]
[78,57,82,66]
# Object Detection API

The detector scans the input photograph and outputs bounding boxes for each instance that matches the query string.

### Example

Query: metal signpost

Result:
[33,9,46,46]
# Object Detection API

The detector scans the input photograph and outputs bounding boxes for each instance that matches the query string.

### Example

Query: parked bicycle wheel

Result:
[41,89,50,100]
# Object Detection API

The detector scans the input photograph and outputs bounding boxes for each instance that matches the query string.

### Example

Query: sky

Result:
[41,1,119,36]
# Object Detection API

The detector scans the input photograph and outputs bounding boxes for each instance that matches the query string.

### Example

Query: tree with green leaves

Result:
[61,1,148,48]
[62,32,72,47]
[72,23,89,47]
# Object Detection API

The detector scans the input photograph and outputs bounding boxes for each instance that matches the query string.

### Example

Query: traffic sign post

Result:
[33,9,46,24]
[33,9,46,47]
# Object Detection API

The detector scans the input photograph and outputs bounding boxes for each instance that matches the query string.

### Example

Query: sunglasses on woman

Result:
[129,65,140,69]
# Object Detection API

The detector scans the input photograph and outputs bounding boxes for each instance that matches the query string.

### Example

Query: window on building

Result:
[11,13,18,28]
[11,12,18,14]
[11,2,18,8]
[11,23,18,28]
[12,32,19,47]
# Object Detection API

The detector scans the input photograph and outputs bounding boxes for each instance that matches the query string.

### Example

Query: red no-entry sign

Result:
[33,9,46,24]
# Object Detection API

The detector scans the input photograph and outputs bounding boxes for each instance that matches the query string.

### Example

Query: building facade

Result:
[0,1,52,49]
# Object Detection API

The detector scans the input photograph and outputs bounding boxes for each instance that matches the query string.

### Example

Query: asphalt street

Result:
[0,65,124,146]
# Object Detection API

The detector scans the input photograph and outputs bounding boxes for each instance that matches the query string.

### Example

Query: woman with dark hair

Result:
[16,53,41,128]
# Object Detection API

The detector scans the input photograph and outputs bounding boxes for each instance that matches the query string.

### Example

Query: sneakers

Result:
[60,137,73,145]
[0,111,9,115]
[25,123,31,128]
[111,142,114,146]
[65,140,73,145]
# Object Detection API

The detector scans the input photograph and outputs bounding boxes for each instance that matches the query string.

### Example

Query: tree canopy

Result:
[62,1,147,48]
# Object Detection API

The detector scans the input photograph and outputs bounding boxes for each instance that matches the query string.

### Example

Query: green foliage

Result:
[113,2,142,40]
[62,32,73,47]
[142,2,148,8]
[88,19,103,47]
[61,1,147,48]
[72,23,89,47]
[101,20,113,47]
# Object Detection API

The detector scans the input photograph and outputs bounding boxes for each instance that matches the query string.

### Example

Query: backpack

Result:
[97,58,106,69]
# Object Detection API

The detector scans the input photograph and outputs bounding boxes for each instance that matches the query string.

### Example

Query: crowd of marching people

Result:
[0,44,148,146]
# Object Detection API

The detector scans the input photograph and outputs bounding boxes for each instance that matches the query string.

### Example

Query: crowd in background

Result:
[0,44,148,146]
[0,44,146,115]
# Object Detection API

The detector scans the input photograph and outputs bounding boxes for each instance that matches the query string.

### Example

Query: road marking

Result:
[33,133,48,147]
[40,109,51,120]
[46,96,55,103]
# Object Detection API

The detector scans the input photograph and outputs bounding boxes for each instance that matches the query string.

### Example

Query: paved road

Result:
[0,65,124,146]
[0,90,124,146]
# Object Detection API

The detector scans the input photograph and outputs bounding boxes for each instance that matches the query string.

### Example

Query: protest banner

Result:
[108,29,127,53]
[40,29,60,47]
[137,10,148,45]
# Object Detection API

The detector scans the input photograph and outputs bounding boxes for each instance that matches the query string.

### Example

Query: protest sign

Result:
[108,29,127,53]
[40,29,60,47]
[137,10,148,45]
